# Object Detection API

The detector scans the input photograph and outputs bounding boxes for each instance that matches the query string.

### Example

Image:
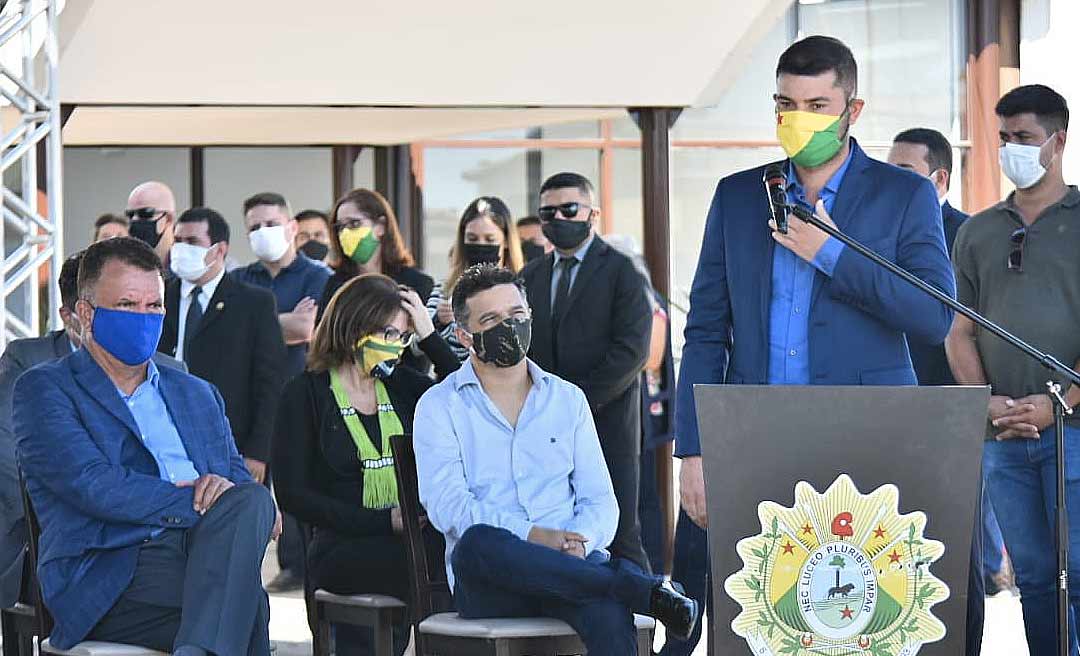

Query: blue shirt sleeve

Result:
[810,237,845,277]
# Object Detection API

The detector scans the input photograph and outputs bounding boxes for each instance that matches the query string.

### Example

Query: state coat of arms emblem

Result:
[724,474,949,656]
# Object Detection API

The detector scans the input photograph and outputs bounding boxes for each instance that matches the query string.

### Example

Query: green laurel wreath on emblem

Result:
[724,474,949,656]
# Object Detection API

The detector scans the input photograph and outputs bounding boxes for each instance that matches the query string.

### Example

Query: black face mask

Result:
[472,316,532,367]
[462,243,502,266]
[299,240,330,262]
[541,218,591,251]
[521,241,546,263]
[129,219,162,249]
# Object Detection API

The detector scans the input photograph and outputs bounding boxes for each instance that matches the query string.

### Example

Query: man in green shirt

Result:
[947,83,1080,655]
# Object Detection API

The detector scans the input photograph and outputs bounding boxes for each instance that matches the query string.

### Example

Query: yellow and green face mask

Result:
[356,335,405,378]
[776,109,847,168]
[339,225,380,265]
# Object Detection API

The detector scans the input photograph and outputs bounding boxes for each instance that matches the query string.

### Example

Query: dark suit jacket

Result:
[674,139,957,456]
[159,275,287,462]
[521,237,652,451]
[0,331,184,608]
[13,348,252,648]
[910,201,969,385]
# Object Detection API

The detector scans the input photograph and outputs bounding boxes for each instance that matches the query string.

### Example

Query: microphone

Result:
[763,163,789,234]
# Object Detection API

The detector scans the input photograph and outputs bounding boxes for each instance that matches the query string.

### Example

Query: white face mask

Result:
[170,242,213,282]
[249,225,290,262]
[999,135,1055,189]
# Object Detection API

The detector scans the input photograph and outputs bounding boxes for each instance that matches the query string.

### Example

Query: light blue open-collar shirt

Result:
[413,357,618,589]
[766,149,853,384]
[115,359,200,484]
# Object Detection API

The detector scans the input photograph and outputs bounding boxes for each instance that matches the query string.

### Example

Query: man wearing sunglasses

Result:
[125,181,178,275]
[947,84,1080,654]
[520,172,654,575]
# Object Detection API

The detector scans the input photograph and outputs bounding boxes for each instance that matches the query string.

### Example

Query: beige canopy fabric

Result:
[53,0,793,144]
[61,106,626,145]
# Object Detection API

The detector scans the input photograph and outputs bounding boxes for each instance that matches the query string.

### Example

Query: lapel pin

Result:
[215,302,224,311]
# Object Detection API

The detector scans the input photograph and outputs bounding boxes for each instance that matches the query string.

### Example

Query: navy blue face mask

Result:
[89,305,165,365]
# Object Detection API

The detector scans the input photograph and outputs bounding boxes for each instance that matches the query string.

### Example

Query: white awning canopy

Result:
[51,0,792,144]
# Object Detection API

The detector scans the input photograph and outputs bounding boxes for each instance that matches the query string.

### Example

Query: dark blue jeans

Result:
[451,524,660,656]
[983,484,1005,576]
[984,424,1080,656]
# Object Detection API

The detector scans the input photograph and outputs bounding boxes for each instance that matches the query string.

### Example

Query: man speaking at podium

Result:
[661,35,956,656]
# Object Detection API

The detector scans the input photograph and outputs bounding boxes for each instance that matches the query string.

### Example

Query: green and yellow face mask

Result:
[356,335,406,378]
[339,225,380,265]
[776,108,848,169]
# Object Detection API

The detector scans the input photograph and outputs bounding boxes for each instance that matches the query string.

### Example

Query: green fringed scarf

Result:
[329,370,403,509]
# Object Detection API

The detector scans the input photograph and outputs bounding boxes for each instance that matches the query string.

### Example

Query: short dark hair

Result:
[776,35,858,99]
[93,213,128,232]
[516,215,542,228]
[996,84,1070,134]
[77,237,164,301]
[452,264,527,326]
[59,251,84,311]
[177,207,231,245]
[295,209,330,223]
[539,172,595,201]
[242,192,290,216]
[893,128,954,179]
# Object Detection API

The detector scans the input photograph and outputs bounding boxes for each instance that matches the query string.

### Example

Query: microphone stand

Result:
[784,202,1079,655]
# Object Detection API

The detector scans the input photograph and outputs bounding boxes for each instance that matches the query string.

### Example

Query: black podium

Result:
[696,384,989,655]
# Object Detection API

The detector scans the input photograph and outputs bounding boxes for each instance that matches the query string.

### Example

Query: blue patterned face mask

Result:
[89,306,164,365]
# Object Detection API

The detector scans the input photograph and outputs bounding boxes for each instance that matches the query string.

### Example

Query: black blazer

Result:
[910,201,969,385]
[318,266,435,323]
[271,334,459,538]
[159,274,288,462]
[521,237,651,449]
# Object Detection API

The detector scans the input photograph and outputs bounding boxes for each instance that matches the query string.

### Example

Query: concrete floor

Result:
[263,549,1030,656]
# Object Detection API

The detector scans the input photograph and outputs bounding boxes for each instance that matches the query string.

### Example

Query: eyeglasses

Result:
[382,326,414,346]
[1008,226,1026,272]
[538,202,591,221]
[124,207,165,221]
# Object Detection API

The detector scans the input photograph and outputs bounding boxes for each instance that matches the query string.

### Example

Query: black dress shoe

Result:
[649,580,699,641]
[264,569,304,593]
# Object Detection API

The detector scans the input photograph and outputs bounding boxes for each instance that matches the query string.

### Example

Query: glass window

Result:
[797,0,964,141]
[611,148,644,247]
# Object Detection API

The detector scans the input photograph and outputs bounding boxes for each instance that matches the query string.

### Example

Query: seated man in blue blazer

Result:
[661,36,956,656]
[0,251,186,611]
[14,237,279,655]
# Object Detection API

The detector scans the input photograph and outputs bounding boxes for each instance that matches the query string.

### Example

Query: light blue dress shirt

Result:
[116,360,200,484]
[413,358,618,589]
[549,233,596,309]
[767,150,853,384]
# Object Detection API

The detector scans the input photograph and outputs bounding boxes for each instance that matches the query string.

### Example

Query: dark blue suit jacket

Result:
[674,140,956,457]
[909,201,968,385]
[13,348,251,649]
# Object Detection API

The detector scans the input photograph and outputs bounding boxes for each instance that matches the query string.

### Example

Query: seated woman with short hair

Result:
[272,273,460,656]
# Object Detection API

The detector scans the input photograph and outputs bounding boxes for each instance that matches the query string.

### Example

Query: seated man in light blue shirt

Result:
[14,237,279,655]
[414,265,697,655]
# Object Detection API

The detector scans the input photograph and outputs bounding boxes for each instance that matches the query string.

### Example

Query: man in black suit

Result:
[158,207,287,485]
[887,128,969,386]
[889,129,997,656]
[520,172,653,571]
[0,252,186,608]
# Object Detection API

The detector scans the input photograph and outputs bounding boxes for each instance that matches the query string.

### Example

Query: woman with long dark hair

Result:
[318,188,434,321]
[426,196,524,359]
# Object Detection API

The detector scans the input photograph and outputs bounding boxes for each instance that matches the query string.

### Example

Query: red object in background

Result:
[831,512,854,538]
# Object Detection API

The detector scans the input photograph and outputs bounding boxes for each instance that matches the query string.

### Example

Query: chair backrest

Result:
[19,476,54,640]
[390,434,453,624]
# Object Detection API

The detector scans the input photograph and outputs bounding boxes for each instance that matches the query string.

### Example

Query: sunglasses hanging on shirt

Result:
[1008,226,1026,272]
